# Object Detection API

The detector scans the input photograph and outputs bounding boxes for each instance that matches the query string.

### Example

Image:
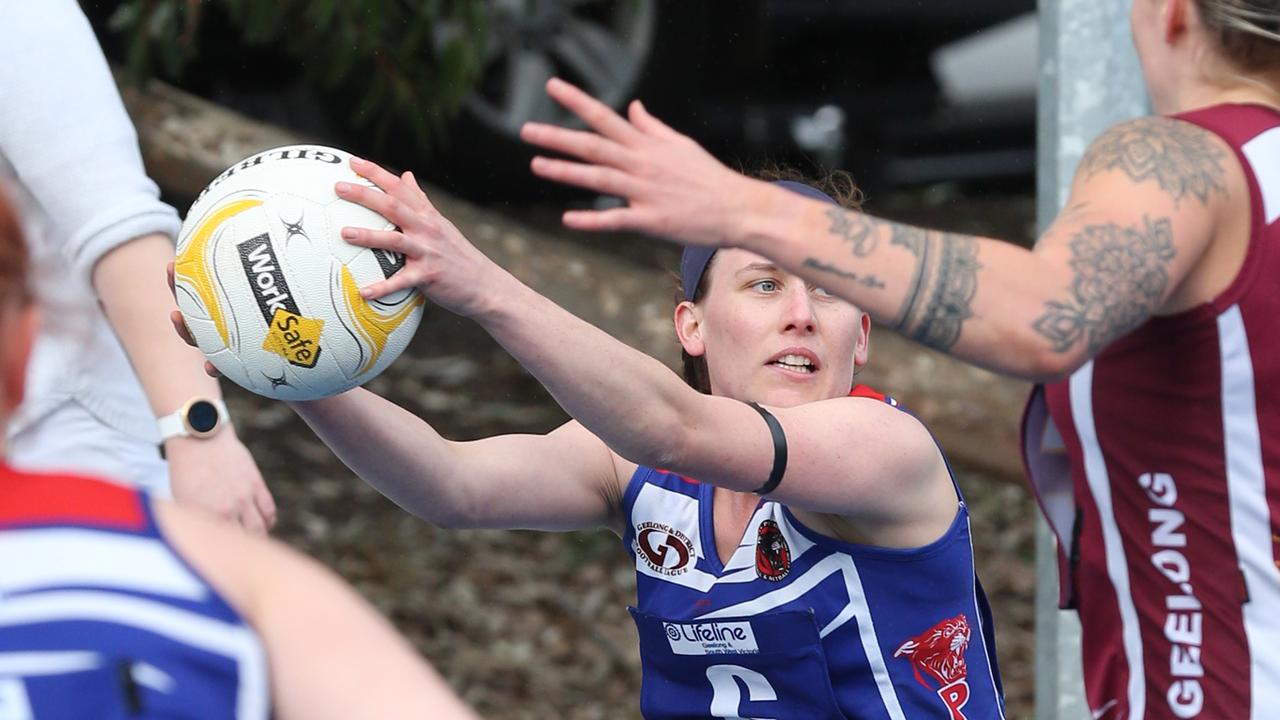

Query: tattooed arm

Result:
[743,117,1227,379]
[523,83,1232,381]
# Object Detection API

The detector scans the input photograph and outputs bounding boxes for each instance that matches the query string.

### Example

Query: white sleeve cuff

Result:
[67,205,182,288]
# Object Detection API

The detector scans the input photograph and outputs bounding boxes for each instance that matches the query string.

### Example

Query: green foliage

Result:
[99,0,488,151]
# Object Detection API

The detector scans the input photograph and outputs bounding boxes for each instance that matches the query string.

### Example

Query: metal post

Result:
[1035,1,1149,718]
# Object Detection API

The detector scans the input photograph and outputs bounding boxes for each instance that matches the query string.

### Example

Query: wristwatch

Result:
[157,397,228,442]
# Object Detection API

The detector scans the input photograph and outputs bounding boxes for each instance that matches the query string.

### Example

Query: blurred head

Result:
[1132,0,1280,112]
[676,173,870,408]
[0,184,38,429]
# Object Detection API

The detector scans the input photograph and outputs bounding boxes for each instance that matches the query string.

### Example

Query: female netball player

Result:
[275,165,1006,718]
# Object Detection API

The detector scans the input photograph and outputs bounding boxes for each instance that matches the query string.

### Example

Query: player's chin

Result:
[757,376,832,408]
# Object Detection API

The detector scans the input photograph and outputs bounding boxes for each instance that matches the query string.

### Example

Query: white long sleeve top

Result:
[2,0,182,442]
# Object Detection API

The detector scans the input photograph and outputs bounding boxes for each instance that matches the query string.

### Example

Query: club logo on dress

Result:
[894,614,973,720]
[635,522,694,575]
[755,519,791,581]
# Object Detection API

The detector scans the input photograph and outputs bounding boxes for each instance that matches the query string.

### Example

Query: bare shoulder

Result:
[832,393,948,484]
[792,395,955,544]
[815,392,927,431]
[1078,116,1231,207]
[781,393,944,478]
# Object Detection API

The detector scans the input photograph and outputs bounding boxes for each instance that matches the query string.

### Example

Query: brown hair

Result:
[1196,0,1280,72]
[677,168,863,394]
[0,185,31,310]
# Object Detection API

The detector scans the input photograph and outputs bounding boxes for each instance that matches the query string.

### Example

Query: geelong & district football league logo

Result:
[634,522,694,576]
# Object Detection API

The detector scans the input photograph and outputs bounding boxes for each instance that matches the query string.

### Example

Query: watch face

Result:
[187,400,220,434]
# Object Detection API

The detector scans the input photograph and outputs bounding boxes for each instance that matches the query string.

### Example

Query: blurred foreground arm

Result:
[156,501,481,720]
[0,0,275,531]
[98,237,276,531]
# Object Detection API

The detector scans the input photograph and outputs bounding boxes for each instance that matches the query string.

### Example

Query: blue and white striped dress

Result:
[0,466,268,719]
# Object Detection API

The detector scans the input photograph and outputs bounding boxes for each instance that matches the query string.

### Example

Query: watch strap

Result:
[157,398,228,442]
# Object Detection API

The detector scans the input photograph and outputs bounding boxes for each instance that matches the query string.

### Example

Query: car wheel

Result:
[428,0,700,200]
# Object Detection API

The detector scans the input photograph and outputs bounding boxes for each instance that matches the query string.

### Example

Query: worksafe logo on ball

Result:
[237,235,323,368]
[263,309,324,369]
[634,522,695,576]
[663,621,759,656]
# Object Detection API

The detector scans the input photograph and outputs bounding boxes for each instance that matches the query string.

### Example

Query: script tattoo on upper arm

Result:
[1080,118,1226,206]
[826,208,878,257]
[889,225,981,351]
[1032,215,1176,355]
[801,257,886,289]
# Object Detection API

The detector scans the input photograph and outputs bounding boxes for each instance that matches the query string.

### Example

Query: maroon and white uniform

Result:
[1024,103,1280,720]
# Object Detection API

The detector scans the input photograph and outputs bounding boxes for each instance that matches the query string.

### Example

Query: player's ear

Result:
[675,301,705,357]
[853,311,871,369]
[1165,0,1191,43]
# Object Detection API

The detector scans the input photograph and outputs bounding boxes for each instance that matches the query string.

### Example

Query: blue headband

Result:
[680,180,839,301]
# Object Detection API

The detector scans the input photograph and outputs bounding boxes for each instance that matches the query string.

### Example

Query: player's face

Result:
[677,249,869,408]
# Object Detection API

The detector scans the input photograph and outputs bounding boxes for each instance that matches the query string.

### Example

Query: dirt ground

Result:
[236,189,1042,718]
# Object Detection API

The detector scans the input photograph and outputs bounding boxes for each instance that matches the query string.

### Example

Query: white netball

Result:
[174,144,424,400]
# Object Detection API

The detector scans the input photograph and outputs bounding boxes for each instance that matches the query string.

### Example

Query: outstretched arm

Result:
[333,160,950,529]
[290,391,626,533]
[522,80,1227,381]
[167,281,624,535]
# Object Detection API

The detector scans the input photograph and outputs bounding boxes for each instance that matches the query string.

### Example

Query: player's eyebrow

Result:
[735,262,781,277]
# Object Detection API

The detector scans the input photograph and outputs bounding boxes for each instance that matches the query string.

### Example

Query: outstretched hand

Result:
[520,77,762,248]
[335,157,506,319]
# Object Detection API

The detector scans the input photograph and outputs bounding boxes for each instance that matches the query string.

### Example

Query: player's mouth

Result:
[766,349,820,376]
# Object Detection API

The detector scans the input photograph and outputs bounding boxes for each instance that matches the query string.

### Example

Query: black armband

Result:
[747,401,788,495]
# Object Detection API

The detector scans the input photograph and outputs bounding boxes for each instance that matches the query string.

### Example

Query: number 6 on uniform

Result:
[707,664,778,720]
[0,678,33,720]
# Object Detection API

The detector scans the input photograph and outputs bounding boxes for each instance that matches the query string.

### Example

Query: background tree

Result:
[93,0,488,153]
